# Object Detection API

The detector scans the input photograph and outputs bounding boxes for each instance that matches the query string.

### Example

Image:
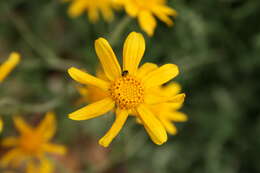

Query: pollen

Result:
[109,75,144,109]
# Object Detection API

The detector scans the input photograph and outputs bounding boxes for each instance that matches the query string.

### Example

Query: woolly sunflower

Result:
[68,32,180,147]
[66,0,115,23]
[0,112,66,173]
[116,0,177,36]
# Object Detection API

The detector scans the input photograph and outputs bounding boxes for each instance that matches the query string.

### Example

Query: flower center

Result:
[19,133,43,154]
[109,75,144,109]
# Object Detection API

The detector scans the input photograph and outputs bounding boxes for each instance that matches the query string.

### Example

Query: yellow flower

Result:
[116,0,177,36]
[68,32,180,147]
[0,112,66,173]
[66,0,115,23]
[0,52,21,83]
[141,83,187,135]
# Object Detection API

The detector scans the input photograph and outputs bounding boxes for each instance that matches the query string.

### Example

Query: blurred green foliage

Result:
[0,0,260,173]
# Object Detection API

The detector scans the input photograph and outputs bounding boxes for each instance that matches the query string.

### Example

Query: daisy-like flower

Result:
[66,0,115,23]
[0,52,21,83]
[0,52,21,133]
[140,82,187,135]
[68,32,180,147]
[115,0,177,36]
[0,112,66,173]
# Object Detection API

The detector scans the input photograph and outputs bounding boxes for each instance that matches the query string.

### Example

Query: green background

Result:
[0,0,260,173]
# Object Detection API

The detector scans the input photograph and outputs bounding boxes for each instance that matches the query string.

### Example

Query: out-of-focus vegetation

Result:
[0,0,260,173]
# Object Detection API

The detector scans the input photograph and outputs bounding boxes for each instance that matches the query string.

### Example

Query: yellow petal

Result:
[36,112,56,141]
[143,124,163,145]
[39,158,53,173]
[136,104,167,145]
[152,5,177,26]
[143,64,179,89]
[99,109,128,147]
[13,116,33,135]
[124,1,138,17]
[137,62,158,78]
[138,11,157,36]
[1,137,18,147]
[162,82,181,96]
[88,7,99,23]
[168,112,188,122]
[169,93,186,103]
[42,143,67,155]
[145,93,185,105]
[95,38,121,80]
[27,158,53,173]
[159,117,177,135]
[68,67,109,90]
[0,118,3,133]
[123,32,145,74]
[100,5,114,22]
[0,149,22,167]
[68,0,87,18]
[0,52,21,82]
[69,97,115,120]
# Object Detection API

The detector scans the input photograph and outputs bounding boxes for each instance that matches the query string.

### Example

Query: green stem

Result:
[109,16,132,46]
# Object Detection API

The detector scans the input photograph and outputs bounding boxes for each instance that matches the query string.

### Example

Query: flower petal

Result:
[162,82,181,96]
[137,63,158,78]
[99,109,128,147]
[88,7,99,23]
[42,143,67,155]
[143,125,163,145]
[0,118,3,133]
[136,104,167,145]
[1,137,18,147]
[124,1,138,17]
[69,98,115,121]
[152,5,177,26]
[167,112,188,122]
[138,11,157,36]
[0,52,21,82]
[145,93,185,105]
[68,67,109,90]
[13,116,33,135]
[123,32,145,74]
[0,149,22,167]
[95,38,121,80]
[159,117,177,135]
[36,112,56,141]
[143,64,179,89]
[100,5,114,22]
[68,0,87,18]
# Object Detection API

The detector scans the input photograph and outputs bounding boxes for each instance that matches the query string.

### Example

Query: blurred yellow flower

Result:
[138,82,187,135]
[0,52,21,83]
[68,32,180,147]
[66,0,115,23]
[0,112,66,173]
[116,0,177,36]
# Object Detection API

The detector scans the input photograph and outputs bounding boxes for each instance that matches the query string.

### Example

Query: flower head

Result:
[66,0,116,23]
[0,52,20,83]
[116,0,177,36]
[68,32,180,147]
[0,112,66,172]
